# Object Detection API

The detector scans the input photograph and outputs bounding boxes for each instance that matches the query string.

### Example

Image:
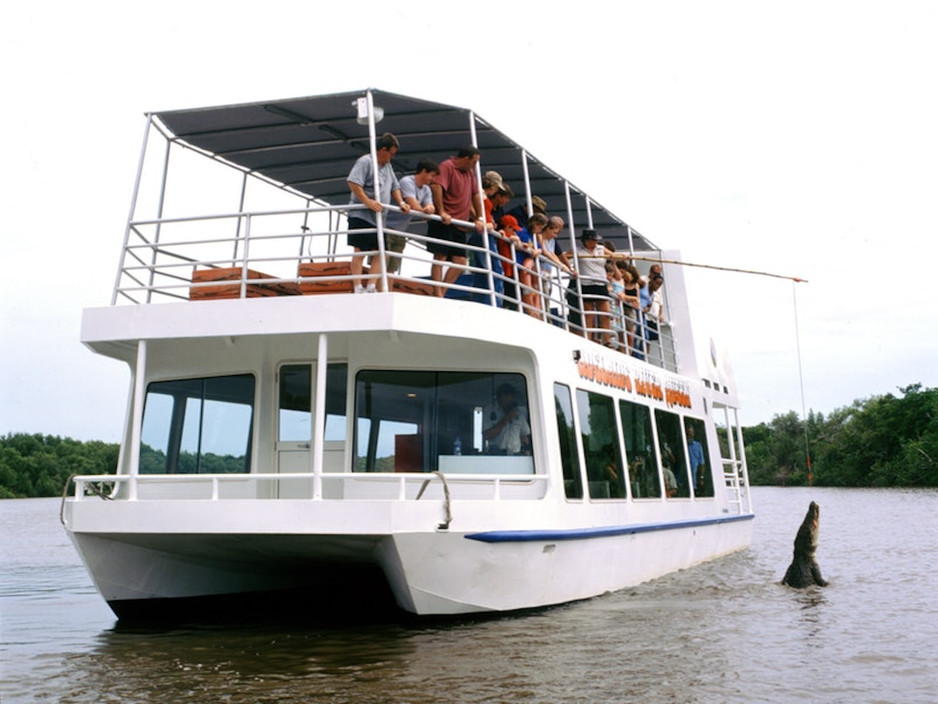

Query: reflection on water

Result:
[3,489,938,703]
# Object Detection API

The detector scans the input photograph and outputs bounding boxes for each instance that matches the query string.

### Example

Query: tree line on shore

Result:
[742,384,937,487]
[2,384,936,498]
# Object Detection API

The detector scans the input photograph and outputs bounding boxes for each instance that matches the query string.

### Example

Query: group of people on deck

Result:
[344,132,666,356]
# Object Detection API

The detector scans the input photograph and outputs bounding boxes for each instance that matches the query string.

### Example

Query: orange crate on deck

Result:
[189,268,300,300]
[297,261,355,294]
[389,276,436,296]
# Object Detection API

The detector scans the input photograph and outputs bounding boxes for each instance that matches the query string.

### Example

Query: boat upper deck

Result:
[107,89,706,376]
[67,90,753,517]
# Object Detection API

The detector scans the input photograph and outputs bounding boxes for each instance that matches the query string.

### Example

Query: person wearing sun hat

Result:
[572,228,614,344]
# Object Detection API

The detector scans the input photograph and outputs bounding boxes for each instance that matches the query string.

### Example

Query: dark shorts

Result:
[579,282,610,299]
[347,216,384,252]
[427,219,469,260]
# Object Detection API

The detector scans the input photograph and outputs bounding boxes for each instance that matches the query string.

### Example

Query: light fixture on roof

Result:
[353,97,384,125]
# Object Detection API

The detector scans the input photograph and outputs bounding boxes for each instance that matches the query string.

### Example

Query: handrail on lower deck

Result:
[113,203,677,370]
[64,470,550,505]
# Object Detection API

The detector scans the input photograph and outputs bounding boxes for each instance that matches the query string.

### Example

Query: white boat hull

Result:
[388,518,753,614]
[67,500,753,617]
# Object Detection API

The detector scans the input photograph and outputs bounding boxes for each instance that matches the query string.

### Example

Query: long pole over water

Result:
[620,253,808,283]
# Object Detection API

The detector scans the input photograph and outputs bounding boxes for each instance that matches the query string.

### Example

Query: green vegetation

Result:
[3,384,936,497]
[744,384,938,487]
[0,433,119,498]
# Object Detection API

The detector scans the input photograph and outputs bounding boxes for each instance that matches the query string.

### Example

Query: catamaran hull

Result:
[68,516,753,619]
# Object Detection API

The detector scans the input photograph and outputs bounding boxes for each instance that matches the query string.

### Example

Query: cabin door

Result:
[276,363,348,498]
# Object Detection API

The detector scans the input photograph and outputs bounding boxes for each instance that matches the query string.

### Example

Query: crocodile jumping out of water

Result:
[782,501,829,588]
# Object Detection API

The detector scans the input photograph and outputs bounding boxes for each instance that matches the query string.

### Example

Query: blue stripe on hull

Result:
[465,513,755,543]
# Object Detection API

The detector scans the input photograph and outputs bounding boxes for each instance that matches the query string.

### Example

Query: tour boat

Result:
[62,89,753,620]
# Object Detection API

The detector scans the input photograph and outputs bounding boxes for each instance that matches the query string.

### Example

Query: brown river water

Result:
[2,487,936,703]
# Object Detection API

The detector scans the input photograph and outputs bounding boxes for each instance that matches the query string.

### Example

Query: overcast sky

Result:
[3,1,937,442]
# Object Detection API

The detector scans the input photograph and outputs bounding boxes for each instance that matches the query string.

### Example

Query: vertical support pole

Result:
[521,149,533,221]
[469,112,496,305]
[233,171,249,264]
[127,340,147,501]
[514,149,536,314]
[560,182,577,331]
[567,192,590,337]
[311,333,328,499]
[145,138,172,303]
[240,214,252,298]
[364,90,390,293]
[113,115,154,305]
[298,198,313,261]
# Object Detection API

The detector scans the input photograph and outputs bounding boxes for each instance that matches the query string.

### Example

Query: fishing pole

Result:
[583,253,809,283]
[621,253,812,479]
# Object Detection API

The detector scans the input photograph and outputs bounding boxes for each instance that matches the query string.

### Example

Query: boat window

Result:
[278,363,348,442]
[553,384,583,499]
[354,371,533,474]
[655,409,690,498]
[685,416,713,498]
[140,374,255,474]
[576,390,626,499]
[619,400,661,499]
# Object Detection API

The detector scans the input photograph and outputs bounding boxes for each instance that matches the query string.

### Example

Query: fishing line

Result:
[792,280,813,486]
[622,252,813,481]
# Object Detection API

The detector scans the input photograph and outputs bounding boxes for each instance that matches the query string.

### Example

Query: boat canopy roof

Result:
[152,88,656,251]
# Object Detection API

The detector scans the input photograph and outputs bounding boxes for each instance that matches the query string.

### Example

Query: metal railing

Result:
[716,406,753,515]
[62,470,550,505]
[112,203,676,369]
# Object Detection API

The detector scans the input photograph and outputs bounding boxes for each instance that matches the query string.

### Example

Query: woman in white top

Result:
[573,229,615,345]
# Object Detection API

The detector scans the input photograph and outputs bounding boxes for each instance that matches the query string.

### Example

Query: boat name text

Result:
[576,355,691,409]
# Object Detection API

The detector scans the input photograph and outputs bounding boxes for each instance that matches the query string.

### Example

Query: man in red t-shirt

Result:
[427,146,484,296]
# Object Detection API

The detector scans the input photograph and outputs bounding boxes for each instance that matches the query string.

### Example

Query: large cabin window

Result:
[553,384,583,499]
[576,390,626,499]
[655,409,691,498]
[619,399,661,498]
[354,371,533,474]
[139,374,255,474]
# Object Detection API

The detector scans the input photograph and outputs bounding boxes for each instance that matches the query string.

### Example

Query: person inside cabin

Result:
[346,132,411,293]
[482,383,532,455]
[427,146,485,297]
[385,159,439,274]
[661,440,679,497]
[629,454,660,498]
[686,424,706,493]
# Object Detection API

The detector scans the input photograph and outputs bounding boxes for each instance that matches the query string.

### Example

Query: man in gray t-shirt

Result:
[346,132,409,292]
[386,159,439,273]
